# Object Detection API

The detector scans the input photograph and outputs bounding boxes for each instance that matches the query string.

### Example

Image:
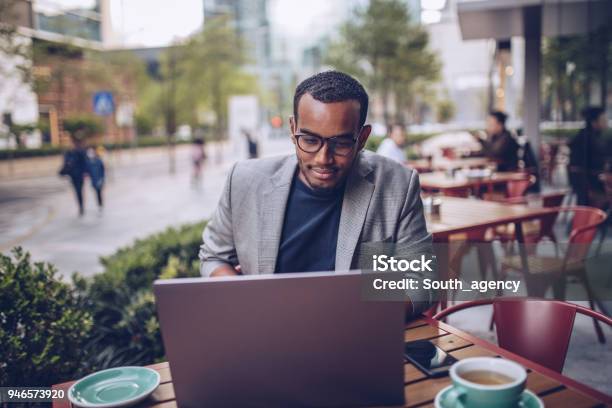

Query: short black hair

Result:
[293,71,369,128]
[582,106,604,125]
[489,110,508,127]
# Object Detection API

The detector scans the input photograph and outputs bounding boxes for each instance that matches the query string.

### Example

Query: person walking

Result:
[242,129,258,159]
[59,137,89,216]
[191,137,207,186]
[87,146,105,210]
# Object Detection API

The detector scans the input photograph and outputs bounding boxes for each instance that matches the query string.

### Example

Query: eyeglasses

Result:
[294,131,360,157]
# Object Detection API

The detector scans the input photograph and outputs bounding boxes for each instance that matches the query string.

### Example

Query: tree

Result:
[325,0,441,125]
[177,16,257,141]
[542,25,611,121]
[0,0,32,89]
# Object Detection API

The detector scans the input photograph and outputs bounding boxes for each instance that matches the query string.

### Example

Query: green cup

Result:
[444,357,527,408]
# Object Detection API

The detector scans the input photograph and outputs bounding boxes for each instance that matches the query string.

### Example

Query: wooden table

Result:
[425,197,557,300]
[425,196,554,242]
[52,317,610,407]
[408,157,493,173]
[420,171,527,197]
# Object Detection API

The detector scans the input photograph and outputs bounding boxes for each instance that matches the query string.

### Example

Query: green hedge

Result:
[1,220,207,385]
[0,248,92,386]
[77,221,206,372]
[0,137,191,161]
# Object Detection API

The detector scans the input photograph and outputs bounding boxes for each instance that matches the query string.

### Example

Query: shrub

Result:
[0,248,92,386]
[62,114,104,140]
[76,221,207,372]
[365,135,384,152]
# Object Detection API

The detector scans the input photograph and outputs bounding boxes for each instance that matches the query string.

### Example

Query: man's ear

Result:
[289,116,297,145]
[357,125,372,151]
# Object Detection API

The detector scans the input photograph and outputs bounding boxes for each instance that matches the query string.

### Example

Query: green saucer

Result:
[68,366,160,408]
[434,385,543,408]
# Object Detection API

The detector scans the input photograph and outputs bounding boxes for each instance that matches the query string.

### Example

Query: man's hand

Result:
[210,264,242,277]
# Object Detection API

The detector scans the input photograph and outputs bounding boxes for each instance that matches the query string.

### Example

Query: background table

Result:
[425,196,554,241]
[420,171,527,197]
[408,157,493,173]
[52,317,610,407]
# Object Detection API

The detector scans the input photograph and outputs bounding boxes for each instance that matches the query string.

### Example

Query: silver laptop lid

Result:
[154,271,405,407]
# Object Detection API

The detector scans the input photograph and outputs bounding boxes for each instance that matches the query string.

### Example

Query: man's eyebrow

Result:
[298,128,354,139]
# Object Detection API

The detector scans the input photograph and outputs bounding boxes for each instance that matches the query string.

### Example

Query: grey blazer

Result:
[199,150,436,313]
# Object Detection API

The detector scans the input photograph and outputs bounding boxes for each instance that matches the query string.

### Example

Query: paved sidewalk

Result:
[0,137,293,278]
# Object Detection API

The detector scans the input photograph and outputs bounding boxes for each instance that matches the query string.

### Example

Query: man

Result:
[199,71,434,316]
[59,136,89,216]
[568,106,610,207]
[376,124,407,164]
[472,110,519,172]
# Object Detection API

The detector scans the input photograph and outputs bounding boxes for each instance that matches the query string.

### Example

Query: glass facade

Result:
[33,0,102,42]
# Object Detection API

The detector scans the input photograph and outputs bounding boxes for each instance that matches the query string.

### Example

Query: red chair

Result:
[492,190,568,251]
[501,206,608,342]
[596,172,611,255]
[482,174,535,202]
[433,298,612,372]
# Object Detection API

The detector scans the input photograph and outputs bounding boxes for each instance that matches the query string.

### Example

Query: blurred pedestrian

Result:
[59,137,88,216]
[242,129,258,159]
[471,110,519,171]
[376,124,406,164]
[191,137,207,186]
[87,146,105,210]
[568,106,611,207]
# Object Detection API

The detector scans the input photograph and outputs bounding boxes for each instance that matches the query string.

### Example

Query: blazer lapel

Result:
[335,153,375,271]
[258,156,296,274]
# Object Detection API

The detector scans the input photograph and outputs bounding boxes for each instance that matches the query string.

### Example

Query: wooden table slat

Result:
[430,334,472,352]
[449,344,497,359]
[406,318,429,329]
[404,325,448,342]
[404,363,427,384]
[541,388,602,408]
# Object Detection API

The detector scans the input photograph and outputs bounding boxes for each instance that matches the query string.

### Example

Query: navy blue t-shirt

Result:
[275,173,345,273]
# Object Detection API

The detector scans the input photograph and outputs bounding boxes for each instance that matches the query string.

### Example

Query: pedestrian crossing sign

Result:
[93,91,115,116]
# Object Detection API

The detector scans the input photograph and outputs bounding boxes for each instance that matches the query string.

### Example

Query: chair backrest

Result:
[443,187,471,198]
[565,206,607,262]
[433,298,612,372]
[538,191,568,236]
[493,299,575,372]
[506,175,535,198]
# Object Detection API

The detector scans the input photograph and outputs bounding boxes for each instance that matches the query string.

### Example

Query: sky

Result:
[108,0,204,47]
[108,0,350,48]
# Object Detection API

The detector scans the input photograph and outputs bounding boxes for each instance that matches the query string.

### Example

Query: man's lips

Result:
[309,167,337,180]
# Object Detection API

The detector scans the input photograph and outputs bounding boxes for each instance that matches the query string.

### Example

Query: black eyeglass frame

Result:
[292,128,363,157]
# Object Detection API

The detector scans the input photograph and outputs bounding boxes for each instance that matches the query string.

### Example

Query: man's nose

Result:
[314,141,334,165]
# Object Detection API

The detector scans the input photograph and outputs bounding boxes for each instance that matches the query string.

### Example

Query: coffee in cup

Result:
[444,357,527,408]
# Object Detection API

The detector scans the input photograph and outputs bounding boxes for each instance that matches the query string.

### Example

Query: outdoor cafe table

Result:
[419,171,527,197]
[425,196,554,243]
[51,316,611,407]
[408,157,493,173]
[425,196,559,304]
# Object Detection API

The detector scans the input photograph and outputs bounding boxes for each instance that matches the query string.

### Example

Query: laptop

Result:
[153,271,405,407]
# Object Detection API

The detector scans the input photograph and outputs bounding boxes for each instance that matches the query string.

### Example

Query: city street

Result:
[0,138,293,278]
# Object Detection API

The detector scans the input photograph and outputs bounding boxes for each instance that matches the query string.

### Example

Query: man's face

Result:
[290,93,371,191]
[390,125,406,147]
[485,115,503,135]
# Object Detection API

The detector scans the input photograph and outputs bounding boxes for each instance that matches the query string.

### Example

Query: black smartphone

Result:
[404,340,458,378]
